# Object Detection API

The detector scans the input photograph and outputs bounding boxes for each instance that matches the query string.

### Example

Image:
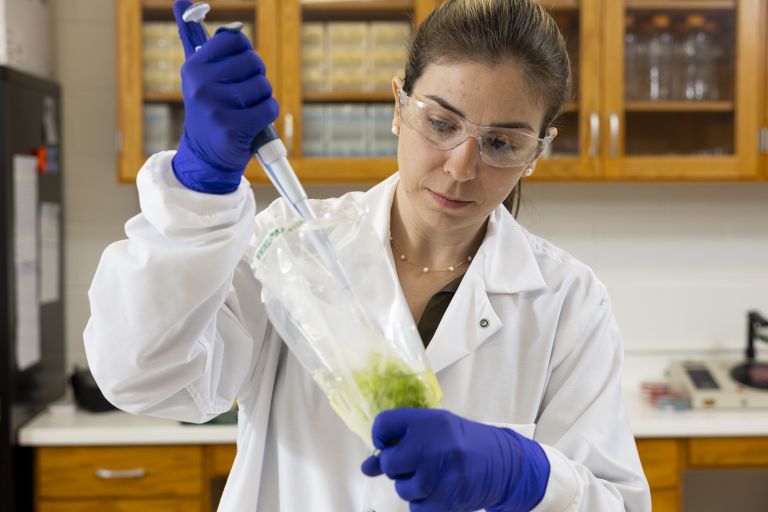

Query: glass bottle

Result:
[648,15,674,101]
[705,19,722,100]
[682,15,709,101]
[624,15,638,100]
[670,17,688,101]
[632,18,652,101]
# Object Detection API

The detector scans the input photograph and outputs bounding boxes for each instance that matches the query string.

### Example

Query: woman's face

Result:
[392,60,549,234]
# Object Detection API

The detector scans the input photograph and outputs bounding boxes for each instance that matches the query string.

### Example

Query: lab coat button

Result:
[479,318,489,328]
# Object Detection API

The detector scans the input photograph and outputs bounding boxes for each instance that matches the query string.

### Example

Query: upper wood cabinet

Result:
[601,0,762,181]
[116,0,278,183]
[274,0,438,184]
[115,0,767,184]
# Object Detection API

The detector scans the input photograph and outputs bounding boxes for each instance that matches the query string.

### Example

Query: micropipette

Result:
[182,2,315,223]
[182,2,358,294]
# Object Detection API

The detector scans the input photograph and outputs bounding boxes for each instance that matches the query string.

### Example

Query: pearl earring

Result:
[391,126,399,136]
[523,167,533,177]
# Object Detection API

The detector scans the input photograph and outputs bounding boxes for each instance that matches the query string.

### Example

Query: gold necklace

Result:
[389,235,473,273]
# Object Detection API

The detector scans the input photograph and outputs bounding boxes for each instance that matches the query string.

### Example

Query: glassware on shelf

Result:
[143,22,182,93]
[705,19,723,101]
[626,16,651,102]
[301,21,410,94]
[647,14,674,101]
[328,22,369,92]
[670,16,688,101]
[682,14,712,101]
[553,13,579,100]
[301,103,398,158]
[624,15,638,100]
[302,22,328,93]
[143,104,173,156]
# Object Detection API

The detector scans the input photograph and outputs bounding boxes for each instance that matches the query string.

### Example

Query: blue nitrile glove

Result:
[361,408,550,512]
[171,0,279,194]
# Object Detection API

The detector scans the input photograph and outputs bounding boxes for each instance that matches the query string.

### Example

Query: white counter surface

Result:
[19,406,237,446]
[19,353,768,446]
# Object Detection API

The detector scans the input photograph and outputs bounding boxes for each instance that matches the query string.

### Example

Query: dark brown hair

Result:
[403,0,572,216]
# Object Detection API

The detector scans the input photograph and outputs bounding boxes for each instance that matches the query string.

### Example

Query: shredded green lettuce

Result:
[353,354,434,412]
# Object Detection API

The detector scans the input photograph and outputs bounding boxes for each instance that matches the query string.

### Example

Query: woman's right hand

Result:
[171,0,279,194]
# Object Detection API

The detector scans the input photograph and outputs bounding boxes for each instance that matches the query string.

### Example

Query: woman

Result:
[85,0,651,510]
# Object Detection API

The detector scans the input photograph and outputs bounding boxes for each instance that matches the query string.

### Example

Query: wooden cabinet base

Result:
[649,489,680,512]
[38,499,200,512]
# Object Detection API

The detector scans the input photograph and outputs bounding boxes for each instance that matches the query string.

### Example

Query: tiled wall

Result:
[54,0,140,369]
[519,182,768,354]
[54,1,768,371]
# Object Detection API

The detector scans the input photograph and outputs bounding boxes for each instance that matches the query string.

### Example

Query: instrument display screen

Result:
[686,367,720,390]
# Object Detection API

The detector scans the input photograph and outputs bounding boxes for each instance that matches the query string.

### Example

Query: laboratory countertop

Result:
[19,406,238,446]
[18,354,768,446]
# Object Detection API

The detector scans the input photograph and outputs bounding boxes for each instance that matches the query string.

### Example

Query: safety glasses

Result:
[396,86,556,168]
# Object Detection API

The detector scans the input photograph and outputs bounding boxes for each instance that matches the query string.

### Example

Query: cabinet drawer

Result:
[37,446,203,499]
[38,499,199,512]
[650,488,680,512]
[208,444,237,476]
[689,438,768,467]
[636,439,680,488]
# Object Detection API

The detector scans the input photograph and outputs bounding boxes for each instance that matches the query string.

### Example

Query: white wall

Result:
[53,1,768,371]
[519,182,768,355]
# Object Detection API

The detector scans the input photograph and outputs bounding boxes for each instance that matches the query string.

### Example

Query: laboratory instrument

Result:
[668,310,768,408]
[669,359,768,408]
[731,310,768,389]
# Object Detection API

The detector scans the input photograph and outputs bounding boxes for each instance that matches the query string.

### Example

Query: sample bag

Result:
[247,195,442,446]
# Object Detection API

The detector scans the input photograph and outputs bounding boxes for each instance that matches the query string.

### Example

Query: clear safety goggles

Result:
[396,86,556,168]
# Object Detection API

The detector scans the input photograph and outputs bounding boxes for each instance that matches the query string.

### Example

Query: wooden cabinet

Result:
[38,499,200,512]
[116,0,279,183]
[276,0,438,183]
[116,0,767,183]
[541,0,763,182]
[688,437,768,467]
[35,444,236,512]
[763,0,768,180]
[637,438,682,488]
[636,439,683,512]
[205,444,237,510]
[33,437,768,511]
[636,436,768,512]
[36,446,204,510]
[602,0,762,181]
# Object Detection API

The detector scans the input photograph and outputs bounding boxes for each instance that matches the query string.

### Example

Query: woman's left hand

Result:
[361,408,550,512]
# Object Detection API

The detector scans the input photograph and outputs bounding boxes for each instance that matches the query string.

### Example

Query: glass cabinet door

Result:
[117,0,276,183]
[535,0,602,181]
[279,0,437,183]
[603,0,761,180]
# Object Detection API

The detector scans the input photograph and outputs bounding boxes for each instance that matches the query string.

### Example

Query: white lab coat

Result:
[85,151,651,511]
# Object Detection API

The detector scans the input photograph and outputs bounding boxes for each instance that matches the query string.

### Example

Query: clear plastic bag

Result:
[247,195,442,447]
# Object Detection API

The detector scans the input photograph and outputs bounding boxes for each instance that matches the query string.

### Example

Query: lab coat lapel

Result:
[361,175,547,374]
[427,208,547,374]
[426,273,502,374]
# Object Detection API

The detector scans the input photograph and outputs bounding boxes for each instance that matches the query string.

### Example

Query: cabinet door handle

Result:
[609,113,620,158]
[95,468,147,479]
[284,113,295,156]
[588,112,600,157]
